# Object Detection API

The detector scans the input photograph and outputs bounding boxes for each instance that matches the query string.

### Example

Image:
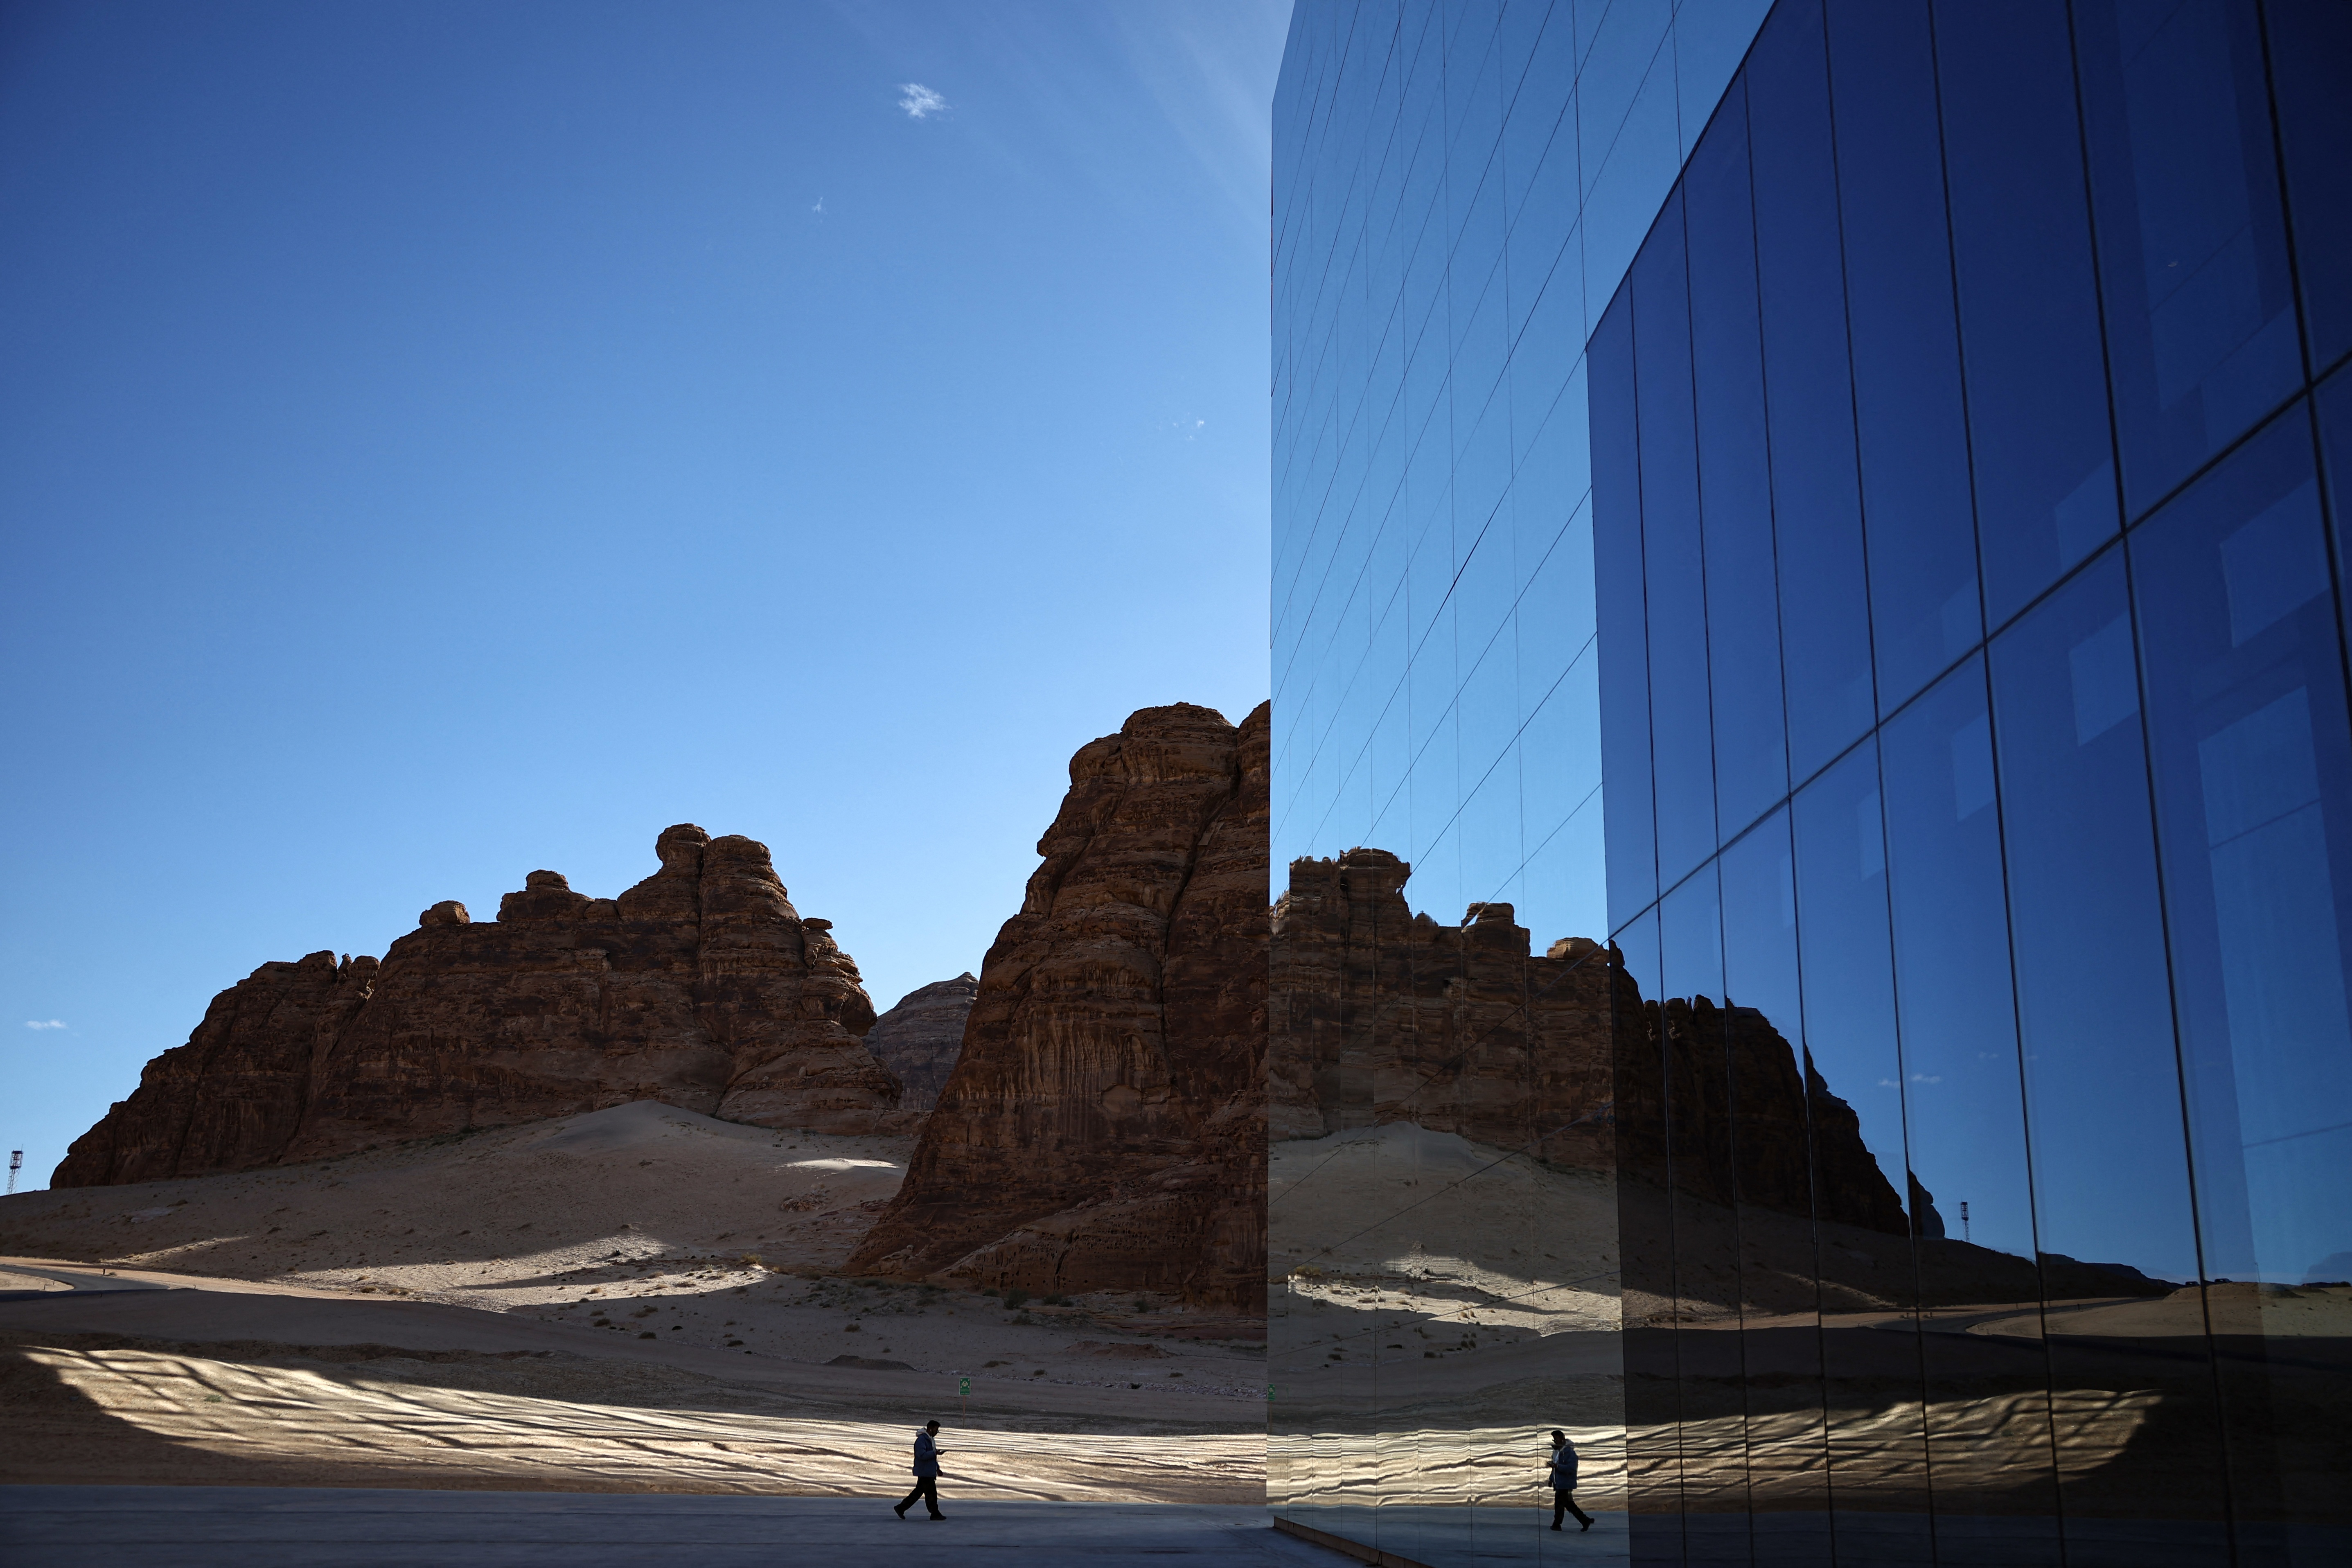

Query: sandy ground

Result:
[0,1102,1262,1390]
[0,1102,1265,1497]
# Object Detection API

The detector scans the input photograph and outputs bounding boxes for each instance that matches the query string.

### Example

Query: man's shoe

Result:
[1549,1523,1562,1531]
[893,1504,908,1518]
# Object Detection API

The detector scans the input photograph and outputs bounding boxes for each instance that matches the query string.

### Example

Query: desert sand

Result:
[0,1101,1265,1498]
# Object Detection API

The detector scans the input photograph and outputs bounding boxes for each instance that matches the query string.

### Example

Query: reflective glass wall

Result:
[1594,1,2352,1563]
[1268,2,1769,1563]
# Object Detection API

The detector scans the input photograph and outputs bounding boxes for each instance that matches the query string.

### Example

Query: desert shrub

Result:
[1001,1288,1031,1309]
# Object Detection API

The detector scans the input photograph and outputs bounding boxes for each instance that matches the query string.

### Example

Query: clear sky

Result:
[0,0,1290,1189]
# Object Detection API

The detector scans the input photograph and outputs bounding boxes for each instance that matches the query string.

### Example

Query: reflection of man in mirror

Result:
[1548,1428,1593,1532]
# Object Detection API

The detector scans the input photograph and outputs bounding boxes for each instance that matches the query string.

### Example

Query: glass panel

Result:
[1748,0,1875,785]
[2075,0,2301,516]
[2325,366,2352,657]
[1660,867,1748,1536]
[2264,0,2352,373]
[1685,79,1789,848]
[2129,407,2352,1560]
[1611,907,1685,1561]
[1792,738,1932,1563]
[1879,656,2061,1561]
[1827,0,1981,713]
[1986,547,2235,1549]
[1634,193,1719,888]
[1594,295,1657,930]
[1935,0,2117,629]
[1717,812,1833,1562]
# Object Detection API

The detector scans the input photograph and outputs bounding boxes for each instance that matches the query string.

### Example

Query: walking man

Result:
[1548,1428,1592,1532]
[895,1420,946,1519]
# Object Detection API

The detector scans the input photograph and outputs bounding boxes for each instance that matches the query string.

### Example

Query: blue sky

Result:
[0,0,1290,1188]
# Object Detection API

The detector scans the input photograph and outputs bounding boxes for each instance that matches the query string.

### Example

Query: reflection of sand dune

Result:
[1271,1389,2155,1516]
[1660,1388,2159,1510]
[1271,1124,1619,1318]
[24,1344,1264,1501]
[1272,1423,1627,1509]
[1970,1282,2352,1340]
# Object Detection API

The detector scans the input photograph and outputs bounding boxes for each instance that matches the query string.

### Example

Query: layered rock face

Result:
[54,826,902,1187]
[847,702,1269,1310]
[1267,848,1617,1172]
[861,975,978,1113]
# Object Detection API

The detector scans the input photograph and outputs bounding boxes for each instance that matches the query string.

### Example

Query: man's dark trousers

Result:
[897,1476,943,1519]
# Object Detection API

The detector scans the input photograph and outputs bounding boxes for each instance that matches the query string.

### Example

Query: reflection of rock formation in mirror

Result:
[1610,976,2236,1540]
[1267,848,1627,1537]
[1265,846,2250,1542]
[1270,847,1618,1168]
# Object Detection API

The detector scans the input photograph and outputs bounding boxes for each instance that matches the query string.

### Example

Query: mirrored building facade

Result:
[1271,1,2352,1564]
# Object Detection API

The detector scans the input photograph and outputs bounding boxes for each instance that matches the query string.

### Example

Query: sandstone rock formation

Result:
[861,975,977,1113]
[1267,847,1616,1173]
[847,702,1269,1310]
[55,826,904,1187]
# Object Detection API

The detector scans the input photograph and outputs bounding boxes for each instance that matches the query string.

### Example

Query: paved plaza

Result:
[0,1486,1346,1568]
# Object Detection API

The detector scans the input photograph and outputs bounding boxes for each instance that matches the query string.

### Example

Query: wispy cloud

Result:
[897,83,947,120]
[24,1019,66,1030]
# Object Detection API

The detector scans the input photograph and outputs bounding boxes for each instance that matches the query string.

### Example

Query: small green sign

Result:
[959,1377,971,1396]
[1266,1384,1276,1401]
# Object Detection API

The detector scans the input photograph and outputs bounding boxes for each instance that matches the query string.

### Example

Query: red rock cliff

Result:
[54,825,903,1187]
[1267,847,1617,1172]
[846,702,1269,1310]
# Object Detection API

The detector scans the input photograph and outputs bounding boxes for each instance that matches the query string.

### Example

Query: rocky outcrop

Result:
[1263,845,1903,1233]
[1612,990,1906,1235]
[1267,848,1617,1171]
[846,702,1269,1310]
[54,826,903,1187]
[861,975,978,1112]
[48,951,380,1193]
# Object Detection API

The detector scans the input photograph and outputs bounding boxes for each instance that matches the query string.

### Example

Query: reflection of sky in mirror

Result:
[1271,0,1775,956]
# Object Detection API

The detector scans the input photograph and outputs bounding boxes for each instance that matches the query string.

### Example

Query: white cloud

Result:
[897,83,947,120]
[24,1019,66,1030]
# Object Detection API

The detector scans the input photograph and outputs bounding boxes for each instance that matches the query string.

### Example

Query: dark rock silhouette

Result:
[861,975,978,1113]
[1264,845,1961,1255]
